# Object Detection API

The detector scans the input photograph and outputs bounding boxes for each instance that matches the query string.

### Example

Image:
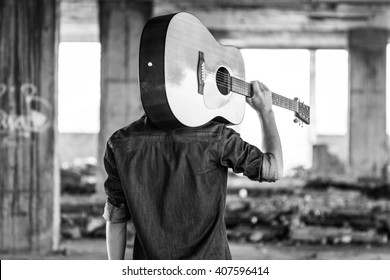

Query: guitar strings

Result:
[207,70,284,94]
[204,70,299,110]
[212,81,297,108]
[208,83,298,110]
[209,71,251,91]
[211,72,295,101]
[203,69,301,110]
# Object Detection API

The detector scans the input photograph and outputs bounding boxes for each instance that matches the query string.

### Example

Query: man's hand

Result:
[246,81,273,115]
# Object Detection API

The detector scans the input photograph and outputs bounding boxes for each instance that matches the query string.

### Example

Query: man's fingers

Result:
[248,81,273,112]
[251,81,271,98]
[259,82,270,93]
[251,81,260,93]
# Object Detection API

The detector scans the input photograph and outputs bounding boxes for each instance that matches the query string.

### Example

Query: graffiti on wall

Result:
[0,83,52,138]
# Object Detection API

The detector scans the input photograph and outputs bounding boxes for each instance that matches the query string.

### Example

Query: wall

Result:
[58,133,98,163]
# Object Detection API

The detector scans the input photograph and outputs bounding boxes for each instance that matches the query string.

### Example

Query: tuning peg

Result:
[294,118,299,123]
[294,97,299,101]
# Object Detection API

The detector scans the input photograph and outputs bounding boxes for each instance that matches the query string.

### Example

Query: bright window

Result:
[315,50,348,135]
[58,42,101,133]
[388,44,390,134]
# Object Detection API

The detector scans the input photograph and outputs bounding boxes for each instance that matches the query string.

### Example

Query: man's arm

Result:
[106,221,127,260]
[246,81,283,179]
[102,141,131,259]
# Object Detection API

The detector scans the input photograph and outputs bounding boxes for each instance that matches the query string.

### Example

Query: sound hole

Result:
[216,67,231,96]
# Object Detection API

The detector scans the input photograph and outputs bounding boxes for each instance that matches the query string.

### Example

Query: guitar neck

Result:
[231,77,298,112]
[271,92,299,112]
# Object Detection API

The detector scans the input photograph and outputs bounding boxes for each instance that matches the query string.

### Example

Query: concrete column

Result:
[309,49,317,168]
[348,29,388,179]
[0,0,59,252]
[97,1,152,196]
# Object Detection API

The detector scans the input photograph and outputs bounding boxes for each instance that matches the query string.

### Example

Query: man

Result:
[102,81,283,260]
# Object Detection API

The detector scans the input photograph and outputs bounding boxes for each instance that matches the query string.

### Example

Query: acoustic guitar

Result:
[139,12,310,129]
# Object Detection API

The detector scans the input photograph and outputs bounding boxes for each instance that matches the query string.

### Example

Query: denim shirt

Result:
[102,115,278,260]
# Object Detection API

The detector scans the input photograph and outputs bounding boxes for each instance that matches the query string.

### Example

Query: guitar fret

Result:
[230,77,299,113]
[231,77,251,97]
[272,92,297,112]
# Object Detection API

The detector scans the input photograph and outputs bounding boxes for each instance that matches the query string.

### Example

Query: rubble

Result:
[290,226,388,244]
[61,216,83,240]
[61,157,97,195]
[224,177,390,245]
[86,217,106,235]
[59,162,390,245]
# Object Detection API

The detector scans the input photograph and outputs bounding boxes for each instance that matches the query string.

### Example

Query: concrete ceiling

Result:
[60,0,390,48]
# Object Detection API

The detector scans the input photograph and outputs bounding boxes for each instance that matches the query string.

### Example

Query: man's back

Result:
[104,116,232,259]
[103,81,283,260]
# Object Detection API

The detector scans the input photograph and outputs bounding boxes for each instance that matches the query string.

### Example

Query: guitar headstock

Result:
[293,98,310,125]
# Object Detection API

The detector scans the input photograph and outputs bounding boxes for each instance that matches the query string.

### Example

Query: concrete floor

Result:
[2,239,390,260]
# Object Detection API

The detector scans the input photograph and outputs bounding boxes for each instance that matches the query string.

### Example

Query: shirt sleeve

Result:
[219,125,279,182]
[102,140,131,223]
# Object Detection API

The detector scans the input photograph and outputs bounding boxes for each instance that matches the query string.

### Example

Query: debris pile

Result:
[61,157,97,195]
[61,201,105,239]
[225,178,390,245]
[59,158,390,246]
[60,197,136,241]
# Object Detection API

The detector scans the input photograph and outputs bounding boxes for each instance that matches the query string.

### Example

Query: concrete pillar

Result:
[0,0,59,252]
[309,49,317,168]
[348,29,388,179]
[97,0,152,196]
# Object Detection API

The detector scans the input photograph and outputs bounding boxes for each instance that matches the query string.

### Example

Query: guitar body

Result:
[139,12,246,129]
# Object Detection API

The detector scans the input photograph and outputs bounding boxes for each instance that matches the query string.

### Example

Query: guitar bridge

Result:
[197,51,205,95]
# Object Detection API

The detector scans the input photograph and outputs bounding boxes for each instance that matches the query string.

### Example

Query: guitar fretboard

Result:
[231,77,298,112]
